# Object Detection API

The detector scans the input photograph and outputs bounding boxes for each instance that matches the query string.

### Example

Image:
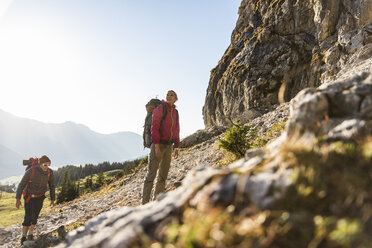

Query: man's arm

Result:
[15,170,31,208]
[15,170,31,199]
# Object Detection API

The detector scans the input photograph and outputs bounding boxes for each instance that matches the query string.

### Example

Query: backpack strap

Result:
[160,103,167,137]
[22,167,36,203]
[30,167,36,182]
[175,109,179,126]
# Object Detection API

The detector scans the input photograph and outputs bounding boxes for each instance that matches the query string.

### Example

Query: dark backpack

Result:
[143,112,154,148]
[143,99,162,148]
[143,101,178,148]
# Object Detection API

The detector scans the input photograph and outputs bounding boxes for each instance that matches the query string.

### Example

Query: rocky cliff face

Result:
[203,0,372,127]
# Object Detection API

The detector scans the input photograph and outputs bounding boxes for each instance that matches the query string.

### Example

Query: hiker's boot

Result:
[27,234,34,241]
[20,236,26,245]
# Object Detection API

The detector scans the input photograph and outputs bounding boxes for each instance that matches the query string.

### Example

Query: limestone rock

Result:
[203,0,372,128]
[180,126,226,148]
[287,72,372,141]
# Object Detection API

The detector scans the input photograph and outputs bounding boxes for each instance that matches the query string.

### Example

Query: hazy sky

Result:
[0,0,240,138]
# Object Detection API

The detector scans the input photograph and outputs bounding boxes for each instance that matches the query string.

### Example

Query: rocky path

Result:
[0,137,228,248]
[0,105,289,248]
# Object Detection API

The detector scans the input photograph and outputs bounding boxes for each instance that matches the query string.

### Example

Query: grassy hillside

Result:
[0,169,125,227]
[0,192,24,227]
[0,192,51,227]
[71,169,124,194]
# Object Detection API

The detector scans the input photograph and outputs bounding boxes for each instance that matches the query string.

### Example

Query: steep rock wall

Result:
[203,0,372,127]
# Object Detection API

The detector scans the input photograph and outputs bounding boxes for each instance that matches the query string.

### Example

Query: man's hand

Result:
[173,148,179,159]
[50,200,55,208]
[16,199,22,209]
[155,144,162,159]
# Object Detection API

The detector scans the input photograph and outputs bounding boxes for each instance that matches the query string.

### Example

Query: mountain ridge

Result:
[0,108,146,179]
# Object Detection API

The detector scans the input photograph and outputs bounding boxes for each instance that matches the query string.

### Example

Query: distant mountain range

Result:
[0,109,147,180]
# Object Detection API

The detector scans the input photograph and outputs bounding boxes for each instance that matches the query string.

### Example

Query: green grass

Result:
[79,169,123,190]
[0,169,127,227]
[252,121,287,148]
[0,191,52,227]
[0,192,24,227]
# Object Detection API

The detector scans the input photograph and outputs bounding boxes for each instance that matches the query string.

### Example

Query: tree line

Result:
[54,158,143,186]
[0,184,16,193]
[55,157,146,204]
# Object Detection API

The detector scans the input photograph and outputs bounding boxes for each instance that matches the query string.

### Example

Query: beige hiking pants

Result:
[142,143,173,204]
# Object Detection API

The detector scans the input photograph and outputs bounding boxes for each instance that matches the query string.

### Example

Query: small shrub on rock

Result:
[218,121,257,158]
[115,170,125,179]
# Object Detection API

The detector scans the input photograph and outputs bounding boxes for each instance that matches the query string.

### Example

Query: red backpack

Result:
[24,157,39,171]
[22,157,50,203]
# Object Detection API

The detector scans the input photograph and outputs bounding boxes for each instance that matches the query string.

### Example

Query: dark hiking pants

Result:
[22,195,45,226]
[142,143,173,204]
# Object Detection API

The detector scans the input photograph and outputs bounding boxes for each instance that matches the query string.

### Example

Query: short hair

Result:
[167,90,178,100]
[39,155,51,164]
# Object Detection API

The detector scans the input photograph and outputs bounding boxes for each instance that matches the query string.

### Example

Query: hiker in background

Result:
[15,155,55,245]
[142,90,180,204]
[143,98,162,148]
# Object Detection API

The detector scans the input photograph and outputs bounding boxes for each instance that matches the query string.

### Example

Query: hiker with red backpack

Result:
[15,155,55,245]
[142,90,180,204]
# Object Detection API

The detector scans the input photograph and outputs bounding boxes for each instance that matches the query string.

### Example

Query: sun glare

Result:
[0,0,14,20]
[0,12,88,123]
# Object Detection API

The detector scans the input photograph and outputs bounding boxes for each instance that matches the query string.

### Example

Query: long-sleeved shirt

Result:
[16,165,56,201]
[151,100,180,148]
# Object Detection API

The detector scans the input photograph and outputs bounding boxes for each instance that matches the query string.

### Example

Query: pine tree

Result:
[85,175,93,192]
[95,172,105,189]
[57,170,79,204]
[57,171,70,204]
[66,180,76,201]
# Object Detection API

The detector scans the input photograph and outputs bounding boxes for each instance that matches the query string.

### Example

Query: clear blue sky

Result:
[0,0,240,138]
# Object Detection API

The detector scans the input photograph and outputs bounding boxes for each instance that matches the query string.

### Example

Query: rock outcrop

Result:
[203,0,372,127]
[179,126,226,148]
[56,71,372,247]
